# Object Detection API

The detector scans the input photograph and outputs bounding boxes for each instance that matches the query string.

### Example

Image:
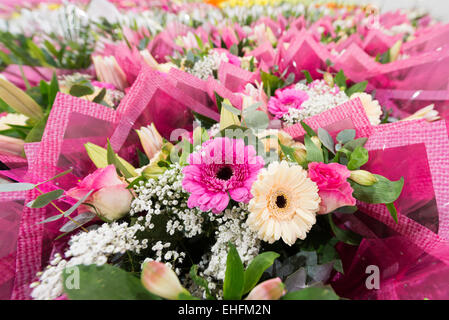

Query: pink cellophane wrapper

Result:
[7,93,118,300]
[330,119,449,299]
[283,97,373,140]
[109,67,221,162]
[375,89,449,119]
[0,152,29,299]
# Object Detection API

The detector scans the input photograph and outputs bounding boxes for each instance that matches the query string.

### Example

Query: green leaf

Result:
[343,137,368,152]
[336,129,356,144]
[305,135,324,163]
[301,70,313,84]
[386,202,399,223]
[36,168,73,186]
[260,71,283,96]
[37,213,64,224]
[106,139,135,179]
[214,92,224,113]
[317,128,335,154]
[24,113,48,143]
[350,175,404,204]
[328,214,362,246]
[243,110,269,130]
[334,70,347,88]
[64,190,94,217]
[223,243,245,300]
[27,189,64,208]
[69,83,94,97]
[179,138,193,166]
[282,286,339,300]
[63,264,159,300]
[219,99,241,130]
[0,183,35,192]
[48,73,59,108]
[190,265,214,299]
[243,252,279,294]
[345,81,368,96]
[92,88,107,104]
[192,111,217,129]
[347,146,369,170]
[300,120,317,136]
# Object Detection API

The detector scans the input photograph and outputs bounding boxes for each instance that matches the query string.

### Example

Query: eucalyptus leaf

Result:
[37,213,64,224]
[64,189,94,217]
[244,110,269,130]
[0,183,35,192]
[317,128,335,154]
[59,211,96,233]
[27,189,64,208]
[336,129,356,144]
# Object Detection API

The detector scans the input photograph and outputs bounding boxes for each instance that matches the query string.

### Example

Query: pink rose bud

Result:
[246,278,285,300]
[136,123,164,161]
[308,162,356,214]
[66,165,132,221]
[141,261,189,300]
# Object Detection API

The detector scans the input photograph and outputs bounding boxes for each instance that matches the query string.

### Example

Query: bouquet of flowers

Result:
[0,0,449,301]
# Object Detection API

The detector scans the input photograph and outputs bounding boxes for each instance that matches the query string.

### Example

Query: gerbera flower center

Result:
[276,195,287,208]
[267,189,294,220]
[216,166,233,181]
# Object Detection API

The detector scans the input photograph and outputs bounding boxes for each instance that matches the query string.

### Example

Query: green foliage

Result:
[243,252,280,294]
[282,286,339,300]
[63,264,159,300]
[223,243,245,300]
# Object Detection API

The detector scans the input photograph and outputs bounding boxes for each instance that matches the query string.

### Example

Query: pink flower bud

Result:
[246,278,285,300]
[141,261,188,300]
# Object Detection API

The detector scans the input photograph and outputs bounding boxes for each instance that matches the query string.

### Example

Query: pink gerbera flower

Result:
[267,88,309,118]
[182,137,265,214]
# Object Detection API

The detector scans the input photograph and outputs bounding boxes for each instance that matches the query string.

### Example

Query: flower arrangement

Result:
[0,0,448,301]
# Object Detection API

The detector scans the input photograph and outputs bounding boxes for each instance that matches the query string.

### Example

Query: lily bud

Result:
[311,136,322,149]
[323,72,334,87]
[0,134,24,156]
[0,78,43,120]
[349,170,378,186]
[141,261,189,300]
[292,142,307,165]
[92,55,128,91]
[136,123,164,161]
[402,104,440,122]
[246,278,285,300]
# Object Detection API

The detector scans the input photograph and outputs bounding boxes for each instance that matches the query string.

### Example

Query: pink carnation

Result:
[308,162,356,214]
[267,88,309,118]
[182,137,265,214]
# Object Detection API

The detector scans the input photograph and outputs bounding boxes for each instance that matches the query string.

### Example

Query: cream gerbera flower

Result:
[247,161,320,246]
[351,92,382,126]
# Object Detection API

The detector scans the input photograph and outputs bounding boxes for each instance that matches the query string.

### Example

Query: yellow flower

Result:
[350,92,382,126]
[247,161,320,246]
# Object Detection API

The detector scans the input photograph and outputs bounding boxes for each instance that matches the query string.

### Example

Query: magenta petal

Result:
[229,187,249,202]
